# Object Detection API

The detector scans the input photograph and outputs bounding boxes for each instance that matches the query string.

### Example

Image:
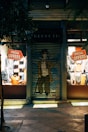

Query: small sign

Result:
[32,28,62,43]
[8,49,23,60]
[71,50,87,61]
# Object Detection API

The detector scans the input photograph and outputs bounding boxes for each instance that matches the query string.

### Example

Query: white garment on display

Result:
[84,60,88,73]
[70,72,76,85]
[75,72,81,85]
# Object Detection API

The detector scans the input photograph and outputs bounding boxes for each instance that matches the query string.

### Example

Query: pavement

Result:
[0,101,88,132]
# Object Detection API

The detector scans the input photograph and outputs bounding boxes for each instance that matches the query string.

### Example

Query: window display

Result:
[0,44,27,85]
[67,46,88,85]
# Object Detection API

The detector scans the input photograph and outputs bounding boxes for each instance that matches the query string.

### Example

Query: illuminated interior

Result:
[33,104,58,108]
[67,45,88,86]
[71,102,88,106]
[0,44,27,86]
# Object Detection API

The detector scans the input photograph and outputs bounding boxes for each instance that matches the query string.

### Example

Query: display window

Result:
[0,44,27,85]
[67,46,88,86]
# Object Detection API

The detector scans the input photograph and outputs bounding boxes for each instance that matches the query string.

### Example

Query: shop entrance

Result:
[31,21,62,100]
[31,42,61,100]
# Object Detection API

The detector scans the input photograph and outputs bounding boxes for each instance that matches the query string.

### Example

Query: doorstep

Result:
[32,99,70,104]
[3,99,27,106]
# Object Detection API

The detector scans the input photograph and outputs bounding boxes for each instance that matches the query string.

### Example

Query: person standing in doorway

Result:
[37,49,53,96]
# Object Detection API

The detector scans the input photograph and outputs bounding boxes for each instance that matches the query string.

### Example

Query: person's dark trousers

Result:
[38,75,50,94]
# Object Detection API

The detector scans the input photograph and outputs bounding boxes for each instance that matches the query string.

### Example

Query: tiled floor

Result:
[1,102,88,132]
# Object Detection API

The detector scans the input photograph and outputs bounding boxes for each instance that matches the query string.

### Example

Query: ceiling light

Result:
[45,4,50,9]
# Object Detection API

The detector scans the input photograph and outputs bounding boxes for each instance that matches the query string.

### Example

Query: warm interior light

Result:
[33,104,58,108]
[67,38,87,42]
[67,39,81,42]
[71,102,88,106]
[1,105,24,109]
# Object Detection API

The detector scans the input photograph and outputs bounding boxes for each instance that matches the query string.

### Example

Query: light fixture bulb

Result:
[45,4,49,9]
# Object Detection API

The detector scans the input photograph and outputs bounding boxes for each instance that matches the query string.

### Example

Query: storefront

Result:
[2,21,88,101]
[0,21,67,102]
[0,0,88,103]
[1,23,88,101]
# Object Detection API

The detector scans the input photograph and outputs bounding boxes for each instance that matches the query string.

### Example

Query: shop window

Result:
[0,43,27,85]
[67,46,88,86]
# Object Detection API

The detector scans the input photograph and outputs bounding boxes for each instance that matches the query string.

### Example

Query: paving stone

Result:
[1,104,88,132]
